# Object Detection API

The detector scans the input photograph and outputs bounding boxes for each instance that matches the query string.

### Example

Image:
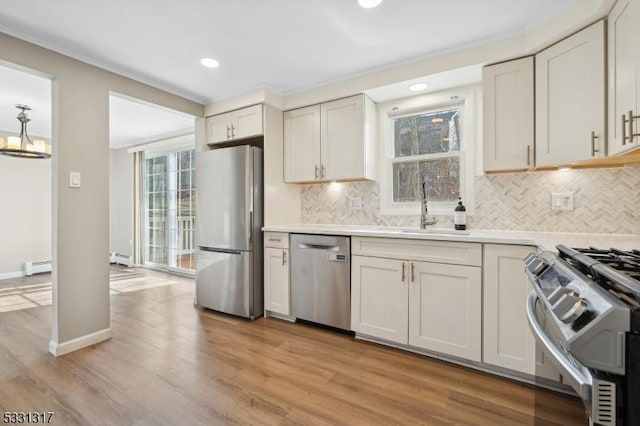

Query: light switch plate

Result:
[551,192,573,211]
[69,172,81,188]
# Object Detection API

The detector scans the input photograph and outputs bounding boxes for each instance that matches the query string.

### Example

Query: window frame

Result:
[378,86,477,216]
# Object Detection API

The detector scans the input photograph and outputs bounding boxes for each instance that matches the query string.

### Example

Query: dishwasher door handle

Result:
[297,243,339,250]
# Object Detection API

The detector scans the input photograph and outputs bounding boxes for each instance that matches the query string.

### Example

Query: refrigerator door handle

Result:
[249,211,253,244]
[198,246,242,255]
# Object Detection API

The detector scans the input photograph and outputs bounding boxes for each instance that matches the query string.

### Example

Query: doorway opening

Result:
[108,93,196,277]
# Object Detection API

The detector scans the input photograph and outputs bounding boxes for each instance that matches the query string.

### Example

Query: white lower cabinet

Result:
[483,244,560,380]
[351,256,408,344]
[264,232,290,316]
[409,262,481,361]
[351,237,482,362]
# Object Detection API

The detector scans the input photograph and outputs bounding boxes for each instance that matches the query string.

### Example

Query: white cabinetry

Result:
[351,237,482,362]
[409,261,481,361]
[608,0,640,155]
[207,104,263,145]
[264,232,290,316]
[284,94,376,183]
[483,244,559,380]
[283,105,320,182]
[351,256,408,344]
[536,20,606,166]
[482,57,534,172]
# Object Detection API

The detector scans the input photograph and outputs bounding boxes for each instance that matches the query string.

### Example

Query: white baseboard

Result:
[49,327,112,357]
[0,271,26,280]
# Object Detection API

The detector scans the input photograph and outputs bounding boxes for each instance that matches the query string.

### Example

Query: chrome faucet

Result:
[419,173,436,228]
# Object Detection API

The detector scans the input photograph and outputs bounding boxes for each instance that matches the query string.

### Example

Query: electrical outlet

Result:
[350,197,363,210]
[551,192,574,211]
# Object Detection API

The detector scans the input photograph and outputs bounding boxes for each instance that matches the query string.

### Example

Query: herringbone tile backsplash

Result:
[300,167,640,234]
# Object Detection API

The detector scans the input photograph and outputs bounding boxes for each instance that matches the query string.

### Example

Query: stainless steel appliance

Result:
[195,145,263,319]
[524,245,640,426]
[290,234,351,330]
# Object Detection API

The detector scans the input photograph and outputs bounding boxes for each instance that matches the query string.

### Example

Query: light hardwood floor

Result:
[0,268,586,425]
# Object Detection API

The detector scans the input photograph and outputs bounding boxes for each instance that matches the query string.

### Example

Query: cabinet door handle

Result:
[226,125,230,140]
[401,262,406,282]
[321,164,326,178]
[629,111,635,145]
[622,113,629,145]
[410,262,415,283]
[315,165,319,179]
[591,131,599,156]
[282,250,287,266]
[526,145,531,166]
[231,124,236,138]
[631,110,640,143]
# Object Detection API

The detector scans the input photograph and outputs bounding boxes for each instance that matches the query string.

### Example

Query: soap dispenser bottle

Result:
[454,197,466,230]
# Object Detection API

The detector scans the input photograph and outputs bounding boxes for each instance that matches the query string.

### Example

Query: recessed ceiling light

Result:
[200,58,220,68]
[358,0,382,9]
[409,83,428,92]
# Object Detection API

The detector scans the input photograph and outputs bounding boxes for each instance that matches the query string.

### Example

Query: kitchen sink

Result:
[398,228,471,235]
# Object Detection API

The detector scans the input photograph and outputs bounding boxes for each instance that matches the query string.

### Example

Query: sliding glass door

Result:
[144,149,195,273]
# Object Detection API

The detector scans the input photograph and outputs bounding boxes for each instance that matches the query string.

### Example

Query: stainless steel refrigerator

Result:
[195,145,263,319]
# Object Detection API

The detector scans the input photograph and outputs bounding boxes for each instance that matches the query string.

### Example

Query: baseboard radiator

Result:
[24,253,132,276]
[109,252,132,267]
[25,260,52,276]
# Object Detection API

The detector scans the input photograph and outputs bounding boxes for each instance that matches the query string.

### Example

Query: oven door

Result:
[526,291,593,402]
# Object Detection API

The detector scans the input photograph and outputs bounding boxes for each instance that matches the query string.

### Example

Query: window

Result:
[379,87,476,216]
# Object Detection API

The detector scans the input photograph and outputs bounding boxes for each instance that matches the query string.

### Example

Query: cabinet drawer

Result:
[352,237,481,266]
[264,232,289,249]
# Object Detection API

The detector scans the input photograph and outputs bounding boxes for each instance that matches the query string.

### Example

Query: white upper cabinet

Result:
[321,96,365,181]
[207,104,263,145]
[536,20,606,167]
[284,94,376,183]
[482,57,534,172]
[283,105,321,182]
[608,0,640,155]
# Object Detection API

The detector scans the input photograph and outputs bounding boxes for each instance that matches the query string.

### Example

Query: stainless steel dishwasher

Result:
[290,234,351,330]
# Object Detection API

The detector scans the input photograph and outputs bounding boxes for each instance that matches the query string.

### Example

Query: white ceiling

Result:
[0,0,576,104]
[0,64,51,137]
[109,95,194,149]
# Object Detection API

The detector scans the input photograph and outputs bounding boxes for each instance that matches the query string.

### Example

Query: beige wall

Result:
[109,148,133,257]
[0,31,203,352]
[0,156,51,277]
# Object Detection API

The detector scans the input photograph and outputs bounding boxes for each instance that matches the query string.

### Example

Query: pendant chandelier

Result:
[0,104,51,159]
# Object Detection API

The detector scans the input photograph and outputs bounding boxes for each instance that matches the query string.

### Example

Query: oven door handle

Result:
[526,291,592,400]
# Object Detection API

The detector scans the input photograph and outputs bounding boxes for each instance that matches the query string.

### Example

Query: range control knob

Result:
[553,294,588,324]
[523,253,549,276]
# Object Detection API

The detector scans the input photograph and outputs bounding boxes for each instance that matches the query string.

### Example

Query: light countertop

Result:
[262,224,640,252]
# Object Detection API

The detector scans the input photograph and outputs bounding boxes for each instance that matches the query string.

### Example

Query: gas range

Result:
[524,245,640,426]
